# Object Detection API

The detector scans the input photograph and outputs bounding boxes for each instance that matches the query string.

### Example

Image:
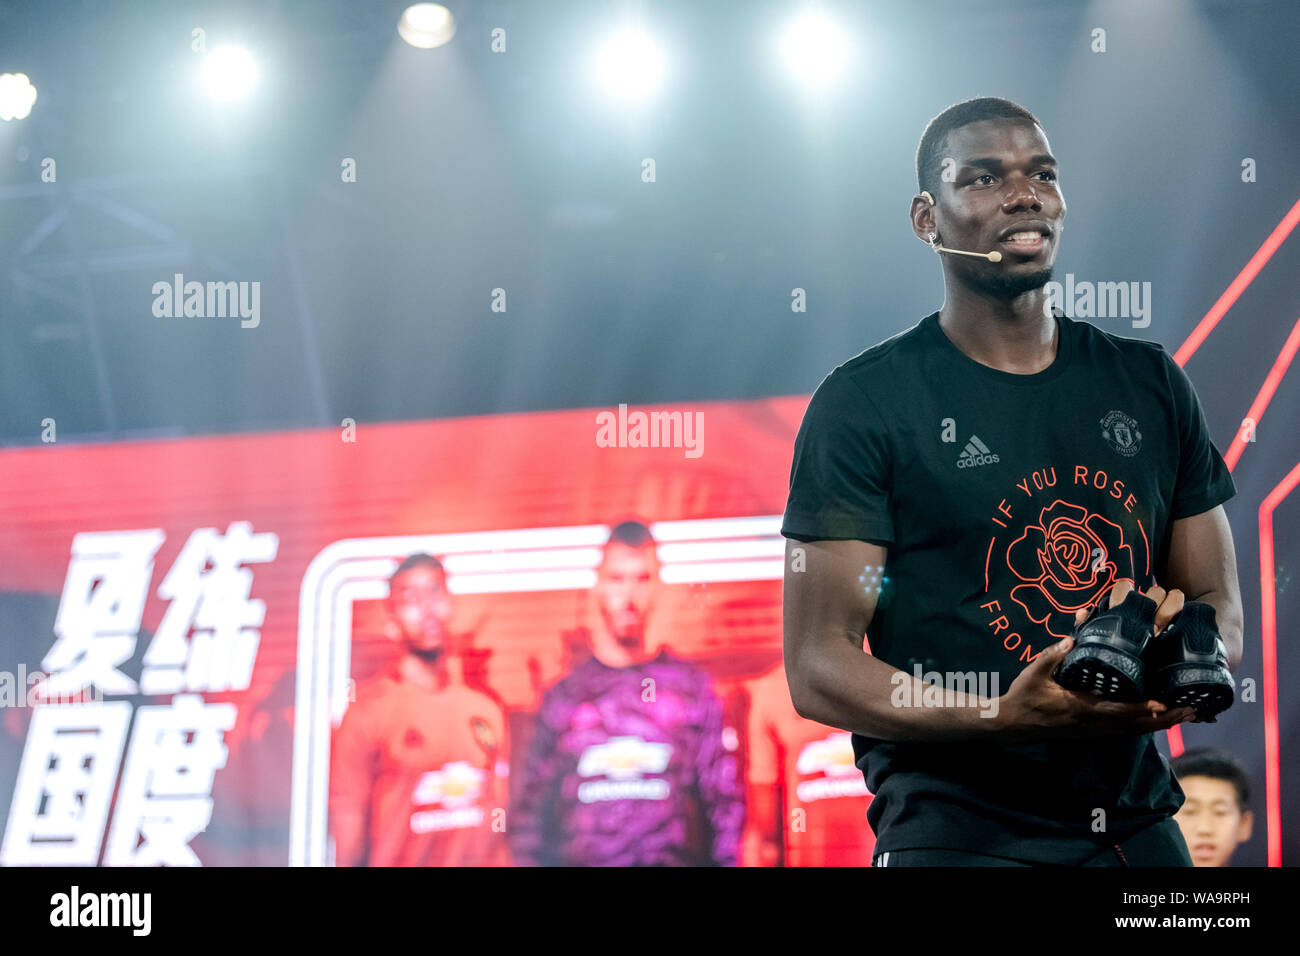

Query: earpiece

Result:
[920,190,935,206]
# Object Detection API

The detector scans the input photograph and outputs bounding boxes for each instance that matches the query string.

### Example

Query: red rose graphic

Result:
[1005,500,1134,639]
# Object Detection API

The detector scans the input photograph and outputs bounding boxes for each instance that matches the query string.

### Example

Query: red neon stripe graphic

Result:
[1137,518,1149,576]
[1173,320,1299,859]
[1224,315,1300,471]
[1256,460,1300,867]
[1151,199,1298,858]
[1173,197,1300,367]
[1166,723,1183,757]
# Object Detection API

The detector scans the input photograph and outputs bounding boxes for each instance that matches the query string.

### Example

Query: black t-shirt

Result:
[781,309,1236,862]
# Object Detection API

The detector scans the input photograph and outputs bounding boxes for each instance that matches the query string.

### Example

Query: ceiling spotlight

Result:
[779,13,850,88]
[202,46,258,102]
[0,73,37,121]
[594,29,667,103]
[398,3,457,49]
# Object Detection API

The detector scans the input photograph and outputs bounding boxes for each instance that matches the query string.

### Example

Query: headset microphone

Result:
[932,241,1003,264]
[919,190,1004,263]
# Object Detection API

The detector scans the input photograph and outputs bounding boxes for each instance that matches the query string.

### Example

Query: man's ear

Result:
[1238,810,1254,843]
[911,194,938,244]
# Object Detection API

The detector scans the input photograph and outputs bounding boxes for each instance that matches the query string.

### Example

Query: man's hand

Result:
[1072,579,1184,637]
[1079,580,1218,723]
[994,581,1197,742]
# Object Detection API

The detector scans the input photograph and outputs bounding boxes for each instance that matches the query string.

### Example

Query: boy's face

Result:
[1174,775,1253,867]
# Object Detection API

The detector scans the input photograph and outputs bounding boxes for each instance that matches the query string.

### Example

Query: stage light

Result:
[593,29,667,103]
[779,12,849,88]
[0,73,37,121]
[398,3,457,49]
[202,46,258,102]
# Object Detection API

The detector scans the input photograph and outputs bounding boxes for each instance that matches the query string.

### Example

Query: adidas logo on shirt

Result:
[956,435,1000,469]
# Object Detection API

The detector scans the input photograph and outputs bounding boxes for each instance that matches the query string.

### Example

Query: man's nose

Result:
[1001,176,1041,211]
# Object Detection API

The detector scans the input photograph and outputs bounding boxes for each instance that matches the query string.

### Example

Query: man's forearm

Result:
[789,633,1003,743]
[330,814,367,867]
[1187,588,1244,671]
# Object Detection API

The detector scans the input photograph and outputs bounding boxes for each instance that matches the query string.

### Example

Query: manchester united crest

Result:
[1101,410,1142,457]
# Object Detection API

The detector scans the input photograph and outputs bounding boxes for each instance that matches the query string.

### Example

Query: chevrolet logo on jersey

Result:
[577,736,672,779]
[795,733,871,803]
[411,760,485,809]
[796,732,859,778]
[575,736,673,803]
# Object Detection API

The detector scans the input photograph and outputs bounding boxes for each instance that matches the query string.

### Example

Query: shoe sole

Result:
[1153,665,1235,717]
[1056,644,1145,701]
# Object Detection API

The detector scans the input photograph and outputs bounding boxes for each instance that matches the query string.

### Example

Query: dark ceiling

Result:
[0,0,1296,446]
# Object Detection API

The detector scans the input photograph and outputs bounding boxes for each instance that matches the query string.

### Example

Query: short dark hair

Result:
[1171,747,1251,810]
[390,551,445,585]
[604,520,655,550]
[916,97,1041,198]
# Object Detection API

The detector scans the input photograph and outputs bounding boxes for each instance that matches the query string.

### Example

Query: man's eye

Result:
[1036,170,1058,182]
[972,174,995,186]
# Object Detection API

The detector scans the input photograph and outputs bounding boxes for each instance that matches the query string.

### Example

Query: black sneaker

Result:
[1054,590,1156,701]
[1144,601,1235,718]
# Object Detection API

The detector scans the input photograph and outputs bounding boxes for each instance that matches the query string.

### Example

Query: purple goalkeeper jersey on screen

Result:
[510,649,743,866]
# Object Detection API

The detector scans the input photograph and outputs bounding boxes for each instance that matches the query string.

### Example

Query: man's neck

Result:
[938,282,1057,375]
[399,652,450,690]
[590,630,654,669]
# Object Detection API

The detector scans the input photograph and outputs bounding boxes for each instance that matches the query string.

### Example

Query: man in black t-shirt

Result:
[781,97,1243,867]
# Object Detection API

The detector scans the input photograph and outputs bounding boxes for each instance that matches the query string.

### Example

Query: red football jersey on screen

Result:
[746,665,875,866]
[329,666,509,866]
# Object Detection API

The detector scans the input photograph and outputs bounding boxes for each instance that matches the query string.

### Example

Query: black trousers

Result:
[873,817,1192,867]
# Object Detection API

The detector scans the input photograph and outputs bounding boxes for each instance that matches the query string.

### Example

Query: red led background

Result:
[0,395,875,865]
